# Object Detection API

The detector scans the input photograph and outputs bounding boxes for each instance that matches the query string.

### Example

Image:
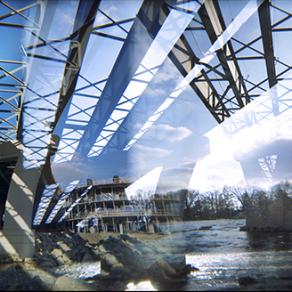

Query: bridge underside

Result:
[0,0,291,257]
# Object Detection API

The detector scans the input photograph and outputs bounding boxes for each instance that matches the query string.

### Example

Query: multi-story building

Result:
[63,177,183,234]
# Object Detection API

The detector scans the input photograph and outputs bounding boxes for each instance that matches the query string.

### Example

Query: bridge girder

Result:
[2,0,292,230]
[198,0,250,111]
[72,0,171,158]
[0,1,40,143]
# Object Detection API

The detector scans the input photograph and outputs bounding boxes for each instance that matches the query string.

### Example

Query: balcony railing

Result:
[66,208,180,220]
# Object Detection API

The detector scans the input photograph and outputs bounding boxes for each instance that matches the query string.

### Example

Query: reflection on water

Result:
[54,261,101,280]
[162,219,292,291]
[125,281,157,291]
[55,219,292,290]
[186,251,292,290]
[156,219,248,255]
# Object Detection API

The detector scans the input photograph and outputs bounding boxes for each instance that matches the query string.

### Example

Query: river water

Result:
[153,219,292,291]
[56,219,292,291]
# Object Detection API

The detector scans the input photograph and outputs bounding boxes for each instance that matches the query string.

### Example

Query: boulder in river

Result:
[98,234,194,287]
[238,276,258,286]
[199,226,212,230]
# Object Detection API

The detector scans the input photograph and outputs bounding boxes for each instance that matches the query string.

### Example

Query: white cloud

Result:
[146,86,167,98]
[133,144,172,159]
[152,61,181,85]
[188,153,246,192]
[52,159,93,185]
[150,123,192,142]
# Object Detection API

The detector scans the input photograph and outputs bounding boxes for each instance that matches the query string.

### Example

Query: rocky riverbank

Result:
[98,234,196,290]
[0,231,195,290]
[0,231,100,290]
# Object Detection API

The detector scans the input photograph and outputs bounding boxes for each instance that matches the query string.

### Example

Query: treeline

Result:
[235,181,292,231]
[174,187,241,221]
[173,181,292,221]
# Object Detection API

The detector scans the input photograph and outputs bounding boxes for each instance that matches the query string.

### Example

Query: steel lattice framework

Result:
[1,0,292,225]
[0,0,40,143]
[1,0,291,159]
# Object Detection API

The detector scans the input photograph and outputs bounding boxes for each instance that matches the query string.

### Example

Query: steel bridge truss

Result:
[1,0,292,164]
[0,0,40,143]
[1,1,292,227]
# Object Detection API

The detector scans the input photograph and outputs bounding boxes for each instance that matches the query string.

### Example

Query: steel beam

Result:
[259,1,277,88]
[159,4,231,122]
[101,2,233,153]
[53,0,100,126]
[73,0,167,157]
[0,0,41,143]
[258,0,278,115]
[18,0,100,163]
[26,1,101,223]
[198,0,250,110]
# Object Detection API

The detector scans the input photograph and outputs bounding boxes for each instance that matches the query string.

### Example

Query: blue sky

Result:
[6,0,292,193]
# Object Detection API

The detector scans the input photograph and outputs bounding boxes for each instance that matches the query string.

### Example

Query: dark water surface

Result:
[56,219,292,290]
[155,219,292,291]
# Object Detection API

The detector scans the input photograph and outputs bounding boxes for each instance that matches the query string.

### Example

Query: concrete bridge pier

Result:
[0,143,41,259]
